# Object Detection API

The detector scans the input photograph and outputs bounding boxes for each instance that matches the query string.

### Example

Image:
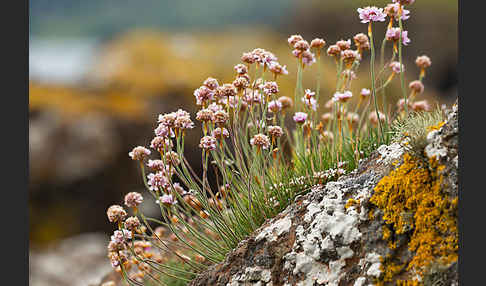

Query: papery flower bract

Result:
[357,6,386,23]
[124,192,143,208]
[107,205,127,223]
[199,136,217,151]
[129,146,151,161]
[333,91,353,103]
[250,133,271,150]
[390,61,405,73]
[293,112,308,124]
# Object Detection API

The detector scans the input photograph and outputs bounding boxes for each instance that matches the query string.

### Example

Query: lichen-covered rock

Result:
[189,105,458,286]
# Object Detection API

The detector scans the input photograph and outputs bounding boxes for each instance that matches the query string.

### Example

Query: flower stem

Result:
[368,22,385,141]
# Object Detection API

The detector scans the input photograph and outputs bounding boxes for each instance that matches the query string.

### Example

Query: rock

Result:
[29,233,113,286]
[189,105,458,286]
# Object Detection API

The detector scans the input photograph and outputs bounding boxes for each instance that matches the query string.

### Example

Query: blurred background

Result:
[29,0,457,285]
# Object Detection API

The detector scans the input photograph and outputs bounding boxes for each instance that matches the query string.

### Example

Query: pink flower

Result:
[212,127,230,139]
[301,97,317,111]
[268,62,289,76]
[250,134,271,150]
[147,172,171,192]
[357,6,386,23]
[194,85,215,106]
[111,229,132,244]
[293,112,308,124]
[268,126,283,138]
[157,194,175,206]
[147,159,166,171]
[199,136,217,151]
[124,192,143,208]
[234,64,248,75]
[304,89,315,98]
[390,61,405,73]
[385,3,410,20]
[203,77,219,90]
[386,28,411,45]
[288,35,304,47]
[268,100,283,113]
[154,123,175,138]
[262,81,279,95]
[333,91,353,103]
[129,146,151,161]
[150,136,173,151]
[360,88,371,98]
[301,50,316,66]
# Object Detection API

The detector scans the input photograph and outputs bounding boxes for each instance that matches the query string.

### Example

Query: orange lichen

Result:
[370,153,458,282]
[426,121,445,132]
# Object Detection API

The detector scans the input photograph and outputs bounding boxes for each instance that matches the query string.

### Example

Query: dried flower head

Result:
[385,3,410,20]
[342,49,360,64]
[219,83,237,98]
[268,126,283,139]
[199,136,217,151]
[293,112,308,124]
[250,133,271,150]
[124,216,141,231]
[262,81,279,95]
[409,80,425,94]
[233,76,250,91]
[301,50,316,66]
[415,55,432,69]
[203,77,219,90]
[357,6,386,23]
[268,62,289,76]
[241,52,256,65]
[107,205,127,223]
[268,100,283,113]
[124,192,143,208]
[129,146,151,161]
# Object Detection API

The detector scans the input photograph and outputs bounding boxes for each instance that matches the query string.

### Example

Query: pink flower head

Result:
[386,28,411,45]
[147,159,166,171]
[301,50,316,66]
[147,172,171,192]
[174,110,194,130]
[124,192,143,208]
[234,64,248,75]
[150,136,173,151]
[385,3,410,20]
[288,35,304,47]
[155,123,175,138]
[267,125,283,138]
[111,229,132,244]
[333,91,353,103]
[245,90,264,105]
[390,61,405,73]
[212,127,230,139]
[158,112,177,128]
[199,136,217,151]
[203,77,219,90]
[207,102,224,113]
[129,146,151,161]
[304,89,315,98]
[357,6,386,23]
[194,85,215,106]
[268,100,283,113]
[412,100,431,112]
[250,133,271,150]
[261,81,279,95]
[268,62,289,76]
[157,194,175,206]
[360,88,371,98]
[293,112,308,124]
[301,97,317,111]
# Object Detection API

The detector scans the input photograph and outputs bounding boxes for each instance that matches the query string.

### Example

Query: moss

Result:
[369,153,458,283]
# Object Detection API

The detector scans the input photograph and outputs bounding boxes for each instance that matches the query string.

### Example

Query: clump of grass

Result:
[391,107,445,156]
[103,1,443,285]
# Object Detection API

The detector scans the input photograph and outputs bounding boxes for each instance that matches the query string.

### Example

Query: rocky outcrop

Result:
[189,103,458,286]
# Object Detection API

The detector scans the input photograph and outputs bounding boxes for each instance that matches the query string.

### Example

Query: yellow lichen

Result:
[370,153,458,282]
[345,198,360,210]
[426,121,445,132]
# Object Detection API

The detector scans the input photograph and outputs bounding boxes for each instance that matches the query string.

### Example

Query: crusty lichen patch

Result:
[370,153,458,284]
